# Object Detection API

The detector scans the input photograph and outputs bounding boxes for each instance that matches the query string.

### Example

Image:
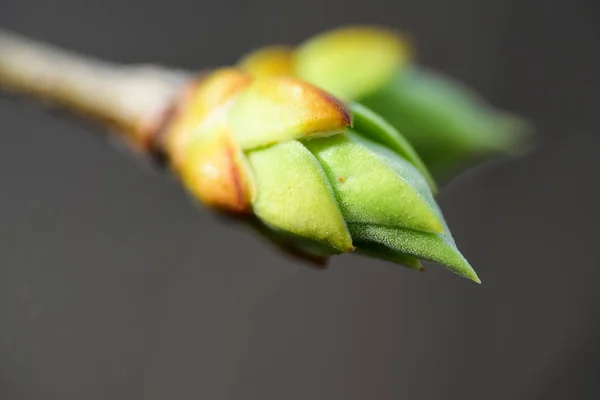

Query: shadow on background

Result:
[529,295,600,400]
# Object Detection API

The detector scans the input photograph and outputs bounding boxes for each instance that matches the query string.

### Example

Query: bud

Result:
[238,26,532,180]
[238,45,295,78]
[163,69,480,283]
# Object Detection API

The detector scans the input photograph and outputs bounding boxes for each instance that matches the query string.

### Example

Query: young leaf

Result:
[247,140,353,252]
[349,102,437,192]
[238,46,295,78]
[349,222,480,283]
[361,65,531,177]
[294,26,410,100]
[355,242,423,271]
[303,133,444,233]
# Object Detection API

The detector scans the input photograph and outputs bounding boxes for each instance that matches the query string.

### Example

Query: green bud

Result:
[175,69,479,282]
[240,87,478,282]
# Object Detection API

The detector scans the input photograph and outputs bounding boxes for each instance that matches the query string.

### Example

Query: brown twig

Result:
[0,29,193,151]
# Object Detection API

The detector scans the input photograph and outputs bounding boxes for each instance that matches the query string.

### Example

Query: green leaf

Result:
[294,26,410,100]
[355,242,423,271]
[349,102,437,192]
[348,221,480,283]
[304,133,444,233]
[247,140,354,252]
[360,64,532,178]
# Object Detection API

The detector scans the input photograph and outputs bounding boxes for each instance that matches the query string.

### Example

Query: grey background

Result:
[1,0,599,399]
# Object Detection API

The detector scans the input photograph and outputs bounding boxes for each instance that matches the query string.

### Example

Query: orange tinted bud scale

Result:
[164,71,353,217]
[252,77,351,137]
[181,127,252,214]
[166,69,252,168]
[161,69,255,214]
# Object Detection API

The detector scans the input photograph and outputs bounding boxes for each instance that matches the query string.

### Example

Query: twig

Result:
[0,29,192,149]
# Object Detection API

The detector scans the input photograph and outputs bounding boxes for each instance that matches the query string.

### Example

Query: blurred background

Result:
[1,0,599,399]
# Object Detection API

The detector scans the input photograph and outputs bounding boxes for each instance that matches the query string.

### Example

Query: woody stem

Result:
[0,29,192,147]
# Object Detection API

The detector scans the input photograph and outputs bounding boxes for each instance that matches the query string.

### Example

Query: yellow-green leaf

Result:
[247,140,353,252]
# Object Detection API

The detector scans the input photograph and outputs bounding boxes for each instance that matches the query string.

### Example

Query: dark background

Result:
[1,0,599,399]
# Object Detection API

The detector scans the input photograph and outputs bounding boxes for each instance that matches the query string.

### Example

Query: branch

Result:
[0,29,193,148]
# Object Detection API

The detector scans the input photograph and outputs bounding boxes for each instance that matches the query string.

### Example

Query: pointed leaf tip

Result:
[348,223,480,283]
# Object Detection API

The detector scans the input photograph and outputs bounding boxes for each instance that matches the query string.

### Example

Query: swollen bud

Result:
[162,68,480,282]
